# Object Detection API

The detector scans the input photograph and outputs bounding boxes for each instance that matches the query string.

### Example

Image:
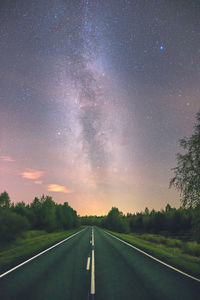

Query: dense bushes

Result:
[0,210,29,242]
[0,191,80,243]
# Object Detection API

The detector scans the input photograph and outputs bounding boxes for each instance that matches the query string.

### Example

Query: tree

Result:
[0,191,10,208]
[105,207,130,233]
[170,111,200,207]
[0,210,29,242]
[42,196,56,232]
[165,204,172,212]
[30,197,43,229]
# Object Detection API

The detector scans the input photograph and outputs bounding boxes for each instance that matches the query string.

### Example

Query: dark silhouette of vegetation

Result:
[81,204,200,242]
[0,191,11,208]
[0,192,80,243]
[0,210,29,242]
[170,111,200,208]
[103,207,130,233]
[1,190,200,244]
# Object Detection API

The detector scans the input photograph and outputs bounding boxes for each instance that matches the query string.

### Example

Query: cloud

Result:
[47,184,73,194]
[0,156,15,162]
[22,170,44,180]
[34,180,42,184]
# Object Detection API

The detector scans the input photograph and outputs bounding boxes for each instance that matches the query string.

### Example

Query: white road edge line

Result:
[90,228,95,294]
[104,230,200,283]
[86,257,91,271]
[0,228,86,279]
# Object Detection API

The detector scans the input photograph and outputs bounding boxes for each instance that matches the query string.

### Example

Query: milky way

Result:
[0,0,200,215]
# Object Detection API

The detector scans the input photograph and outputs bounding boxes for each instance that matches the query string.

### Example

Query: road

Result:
[0,226,200,299]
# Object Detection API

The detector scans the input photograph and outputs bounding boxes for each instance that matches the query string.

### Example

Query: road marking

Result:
[91,249,95,294]
[86,257,91,270]
[0,228,86,279]
[104,230,200,283]
[91,228,94,247]
[90,227,95,295]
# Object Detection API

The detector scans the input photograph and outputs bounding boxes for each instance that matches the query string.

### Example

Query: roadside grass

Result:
[106,230,200,278]
[0,227,84,274]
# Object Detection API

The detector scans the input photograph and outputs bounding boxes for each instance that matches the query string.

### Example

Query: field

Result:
[106,230,200,277]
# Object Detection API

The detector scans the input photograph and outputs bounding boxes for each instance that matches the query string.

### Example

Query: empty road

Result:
[0,226,200,299]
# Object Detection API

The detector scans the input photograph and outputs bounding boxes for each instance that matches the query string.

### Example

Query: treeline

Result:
[2,191,200,243]
[81,204,200,242]
[0,191,80,242]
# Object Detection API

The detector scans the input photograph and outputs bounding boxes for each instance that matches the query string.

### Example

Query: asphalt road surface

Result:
[0,226,200,299]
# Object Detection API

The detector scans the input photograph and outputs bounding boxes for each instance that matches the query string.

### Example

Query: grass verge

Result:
[105,230,200,278]
[0,227,84,274]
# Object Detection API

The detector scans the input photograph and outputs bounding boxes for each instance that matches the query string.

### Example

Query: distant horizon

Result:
[0,189,182,217]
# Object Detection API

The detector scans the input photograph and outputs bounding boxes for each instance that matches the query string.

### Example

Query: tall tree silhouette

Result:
[170,111,200,207]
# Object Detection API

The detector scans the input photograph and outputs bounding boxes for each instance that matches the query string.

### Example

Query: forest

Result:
[0,191,80,242]
[81,205,200,242]
[1,189,200,244]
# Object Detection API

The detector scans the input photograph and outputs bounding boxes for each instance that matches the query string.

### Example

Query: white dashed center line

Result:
[86,257,91,271]
[90,228,95,295]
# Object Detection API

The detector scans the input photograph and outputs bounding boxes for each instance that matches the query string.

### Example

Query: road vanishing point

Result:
[0,226,200,299]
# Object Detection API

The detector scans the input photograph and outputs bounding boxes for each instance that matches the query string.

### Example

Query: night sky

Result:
[0,0,200,215]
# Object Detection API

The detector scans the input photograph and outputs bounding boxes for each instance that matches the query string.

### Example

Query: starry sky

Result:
[0,0,200,215]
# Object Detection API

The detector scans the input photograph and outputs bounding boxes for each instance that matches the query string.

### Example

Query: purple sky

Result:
[0,0,200,215]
